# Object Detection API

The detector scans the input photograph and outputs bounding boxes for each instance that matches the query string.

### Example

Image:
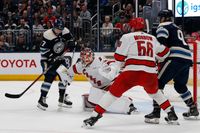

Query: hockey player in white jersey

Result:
[82,17,179,127]
[57,47,137,114]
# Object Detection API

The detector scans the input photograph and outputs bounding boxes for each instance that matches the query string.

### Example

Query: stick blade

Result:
[5,93,21,98]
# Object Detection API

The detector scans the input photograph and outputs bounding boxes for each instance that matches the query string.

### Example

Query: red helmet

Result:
[80,47,94,66]
[129,17,145,31]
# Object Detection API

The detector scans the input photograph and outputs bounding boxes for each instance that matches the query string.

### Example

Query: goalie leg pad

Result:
[82,94,96,111]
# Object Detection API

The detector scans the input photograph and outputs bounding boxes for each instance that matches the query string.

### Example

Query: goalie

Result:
[57,47,137,114]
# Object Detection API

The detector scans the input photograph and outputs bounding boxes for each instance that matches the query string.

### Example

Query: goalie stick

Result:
[5,46,76,99]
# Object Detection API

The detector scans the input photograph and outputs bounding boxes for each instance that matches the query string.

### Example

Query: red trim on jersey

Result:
[160,100,171,110]
[125,59,156,67]
[114,53,127,61]
[95,105,106,114]
[106,60,115,65]
[73,65,81,74]
[157,47,169,57]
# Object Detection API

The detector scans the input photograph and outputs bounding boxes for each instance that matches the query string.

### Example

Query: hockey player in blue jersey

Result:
[37,18,74,110]
[145,9,199,124]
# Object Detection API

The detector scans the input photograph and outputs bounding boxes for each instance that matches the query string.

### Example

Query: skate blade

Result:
[58,103,72,108]
[165,118,180,125]
[144,118,159,124]
[37,104,47,111]
[128,110,140,115]
[81,122,93,129]
[166,120,180,125]
[184,116,200,120]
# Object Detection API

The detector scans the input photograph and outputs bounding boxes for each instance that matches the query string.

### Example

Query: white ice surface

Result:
[0,81,200,133]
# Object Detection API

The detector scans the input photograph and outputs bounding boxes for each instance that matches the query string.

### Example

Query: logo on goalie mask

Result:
[80,47,94,66]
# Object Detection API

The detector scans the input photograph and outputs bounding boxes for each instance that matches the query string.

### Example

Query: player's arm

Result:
[156,26,169,46]
[155,38,170,62]
[62,28,76,51]
[40,37,52,62]
[114,34,129,65]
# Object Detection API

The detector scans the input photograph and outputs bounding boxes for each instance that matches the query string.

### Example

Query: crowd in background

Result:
[0,0,200,52]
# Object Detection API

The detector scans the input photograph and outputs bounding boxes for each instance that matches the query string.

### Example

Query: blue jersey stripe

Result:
[170,50,191,57]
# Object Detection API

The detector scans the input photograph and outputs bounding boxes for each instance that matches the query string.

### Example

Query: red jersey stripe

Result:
[114,53,127,61]
[157,47,169,57]
[106,60,115,65]
[125,59,156,67]
[73,65,81,74]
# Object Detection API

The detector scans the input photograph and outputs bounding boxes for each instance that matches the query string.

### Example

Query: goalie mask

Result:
[80,47,94,66]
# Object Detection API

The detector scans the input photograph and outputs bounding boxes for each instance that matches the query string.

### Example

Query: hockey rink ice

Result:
[0,81,200,133]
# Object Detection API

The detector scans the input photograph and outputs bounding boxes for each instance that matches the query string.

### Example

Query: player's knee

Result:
[174,82,188,94]
[44,75,54,83]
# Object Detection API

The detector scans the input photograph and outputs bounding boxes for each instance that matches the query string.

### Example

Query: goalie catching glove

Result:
[98,61,121,81]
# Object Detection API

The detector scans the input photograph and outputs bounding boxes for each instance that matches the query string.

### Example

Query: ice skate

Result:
[144,108,160,124]
[127,103,138,115]
[183,104,199,120]
[164,107,179,125]
[82,114,102,128]
[37,96,48,111]
[58,94,73,108]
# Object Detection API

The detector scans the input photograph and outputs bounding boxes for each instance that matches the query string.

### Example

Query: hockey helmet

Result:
[158,9,173,19]
[80,47,94,66]
[54,18,64,30]
[129,17,145,31]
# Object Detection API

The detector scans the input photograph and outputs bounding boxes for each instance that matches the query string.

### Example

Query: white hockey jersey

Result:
[70,57,116,89]
[114,31,169,74]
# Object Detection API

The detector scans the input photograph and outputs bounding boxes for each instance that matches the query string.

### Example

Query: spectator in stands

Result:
[145,0,153,7]
[115,12,131,33]
[191,32,200,41]
[38,7,47,20]
[73,10,82,40]
[15,29,29,52]
[112,10,125,26]
[43,8,56,25]
[101,15,113,37]
[101,15,114,51]
[22,10,28,20]
[43,20,53,29]
[17,18,29,30]
[0,34,10,52]
[3,27,15,48]
[80,4,91,20]
[32,20,44,52]
[77,0,88,11]
[124,3,134,21]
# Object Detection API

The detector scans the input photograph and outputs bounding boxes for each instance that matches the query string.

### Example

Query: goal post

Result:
[187,39,198,105]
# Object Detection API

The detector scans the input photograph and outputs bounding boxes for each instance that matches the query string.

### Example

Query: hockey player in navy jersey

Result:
[145,9,199,124]
[37,18,75,110]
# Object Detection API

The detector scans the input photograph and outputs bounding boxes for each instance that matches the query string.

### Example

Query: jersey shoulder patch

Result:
[43,29,56,40]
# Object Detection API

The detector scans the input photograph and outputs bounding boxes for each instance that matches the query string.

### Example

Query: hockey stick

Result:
[5,47,76,99]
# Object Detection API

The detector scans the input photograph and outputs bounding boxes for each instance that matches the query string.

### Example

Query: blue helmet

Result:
[54,19,64,30]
